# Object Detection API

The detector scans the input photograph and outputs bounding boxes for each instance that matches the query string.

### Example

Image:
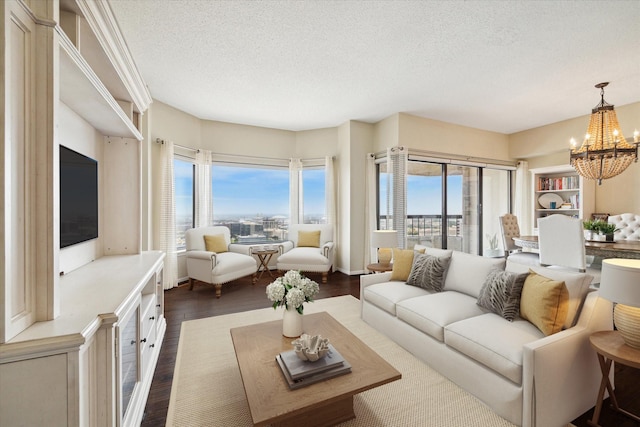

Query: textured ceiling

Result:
[109,0,640,133]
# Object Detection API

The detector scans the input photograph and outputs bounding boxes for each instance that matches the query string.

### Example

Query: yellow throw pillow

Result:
[298,230,321,247]
[520,270,569,336]
[203,234,228,253]
[389,248,425,281]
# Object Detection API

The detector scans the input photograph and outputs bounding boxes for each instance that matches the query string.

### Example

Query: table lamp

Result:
[598,259,640,349]
[371,230,398,266]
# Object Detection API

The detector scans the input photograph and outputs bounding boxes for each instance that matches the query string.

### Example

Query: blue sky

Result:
[380,173,462,215]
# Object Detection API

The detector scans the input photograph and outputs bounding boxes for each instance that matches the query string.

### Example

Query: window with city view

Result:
[379,160,511,255]
[174,159,326,249]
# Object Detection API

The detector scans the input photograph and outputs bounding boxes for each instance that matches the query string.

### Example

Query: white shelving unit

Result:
[530,165,595,232]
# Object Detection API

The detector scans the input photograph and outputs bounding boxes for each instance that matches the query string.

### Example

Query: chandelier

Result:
[569,82,639,185]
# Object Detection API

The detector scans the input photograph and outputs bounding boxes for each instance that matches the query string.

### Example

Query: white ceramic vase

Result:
[282,305,303,337]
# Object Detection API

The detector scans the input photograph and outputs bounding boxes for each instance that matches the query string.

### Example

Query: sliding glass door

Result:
[378,159,512,256]
[447,165,479,254]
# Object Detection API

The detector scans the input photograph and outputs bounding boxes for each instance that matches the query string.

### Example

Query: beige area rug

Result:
[167,295,516,427]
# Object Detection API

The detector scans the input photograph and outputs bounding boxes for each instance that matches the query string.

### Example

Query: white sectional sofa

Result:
[360,247,613,427]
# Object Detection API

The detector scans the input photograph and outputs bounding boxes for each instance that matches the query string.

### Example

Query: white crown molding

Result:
[75,0,152,114]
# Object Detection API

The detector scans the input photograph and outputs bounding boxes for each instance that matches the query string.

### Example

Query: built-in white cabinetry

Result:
[530,165,595,232]
[1,0,158,426]
[0,252,165,427]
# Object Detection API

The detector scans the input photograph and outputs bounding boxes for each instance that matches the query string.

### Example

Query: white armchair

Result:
[277,224,335,283]
[185,226,257,298]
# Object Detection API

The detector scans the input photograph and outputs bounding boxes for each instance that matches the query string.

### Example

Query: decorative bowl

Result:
[291,334,330,362]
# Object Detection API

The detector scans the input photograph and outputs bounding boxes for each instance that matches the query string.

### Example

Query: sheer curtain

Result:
[194,149,213,227]
[289,158,303,225]
[388,146,408,248]
[159,141,178,290]
[515,160,532,234]
[364,153,377,266]
[325,156,337,271]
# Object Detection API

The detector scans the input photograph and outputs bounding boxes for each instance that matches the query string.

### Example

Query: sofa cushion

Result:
[506,261,590,328]
[445,313,544,385]
[277,247,330,267]
[298,230,321,247]
[414,245,453,259]
[396,292,485,342]
[477,269,528,321]
[443,251,506,298]
[406,253,451,292]
[204,234,228,253]
[363,282,431,315]
[520,271,569,336]
[390,248,424,281]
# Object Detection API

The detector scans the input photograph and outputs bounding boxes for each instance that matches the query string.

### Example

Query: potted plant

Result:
[595,222,617,242]
[485,233,501,257]
[583,219,598,241]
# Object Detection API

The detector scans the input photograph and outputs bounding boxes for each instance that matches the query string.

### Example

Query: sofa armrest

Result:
[228,243,249,255]
[279,240,294,253]
[360,272,393,300]
[322,241,334,257]
[186,250,217,267]
[521,292,613,427]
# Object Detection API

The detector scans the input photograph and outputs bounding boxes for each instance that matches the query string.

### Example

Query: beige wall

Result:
[295,127,339,158]
[146,99,639,276]
[398,113,511,160]
[510,102,640,216]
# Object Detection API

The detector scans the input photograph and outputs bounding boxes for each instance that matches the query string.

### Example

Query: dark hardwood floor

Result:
[141,272,638,427]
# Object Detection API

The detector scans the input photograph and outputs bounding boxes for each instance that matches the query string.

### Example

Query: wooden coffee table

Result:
[230,312,401,427]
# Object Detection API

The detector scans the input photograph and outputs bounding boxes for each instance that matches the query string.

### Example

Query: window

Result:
[302,168,326,224]
[173,155,327,247]
[211,164,289,242]
[174,158,194,249]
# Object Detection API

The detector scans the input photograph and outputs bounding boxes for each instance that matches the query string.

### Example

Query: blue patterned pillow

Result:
[406,253,451,292]
[477,269,528,321]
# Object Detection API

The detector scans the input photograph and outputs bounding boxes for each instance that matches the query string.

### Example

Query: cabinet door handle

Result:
[140,338,147,343]
[149,316,155,320]
[130,340,136,346]
[150,344,155,348]
[156,304,161,307]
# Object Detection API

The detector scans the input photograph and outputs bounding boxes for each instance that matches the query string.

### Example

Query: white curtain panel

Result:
[289,158,303,225]
[388,146,408,248]
[194,149,213,228]
[325,156,336,226]
[325,156,337,271]
[515,160,532,234]
[364,153,377,266]
[160,140,178,290]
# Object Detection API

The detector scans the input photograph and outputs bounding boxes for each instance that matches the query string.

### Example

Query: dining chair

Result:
[538,214,601,284]
[498,213,540,267]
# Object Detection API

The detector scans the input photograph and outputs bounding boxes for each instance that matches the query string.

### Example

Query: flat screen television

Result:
[60,145,98,248]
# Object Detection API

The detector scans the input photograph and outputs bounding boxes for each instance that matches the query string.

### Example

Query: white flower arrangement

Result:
[266,270,319,314]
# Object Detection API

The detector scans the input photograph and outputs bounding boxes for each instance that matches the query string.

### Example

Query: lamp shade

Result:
[599,259,640,307]
[371,230,398,248]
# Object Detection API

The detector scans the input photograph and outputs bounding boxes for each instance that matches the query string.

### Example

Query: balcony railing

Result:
[379,214,464,249]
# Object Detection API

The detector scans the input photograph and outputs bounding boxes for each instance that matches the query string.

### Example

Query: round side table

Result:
[588,330,640,427]
[366,263,393,273]
[251,249,279,280]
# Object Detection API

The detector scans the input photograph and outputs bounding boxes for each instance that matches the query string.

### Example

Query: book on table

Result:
[276,344,351,389]
[279,344,346,380]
